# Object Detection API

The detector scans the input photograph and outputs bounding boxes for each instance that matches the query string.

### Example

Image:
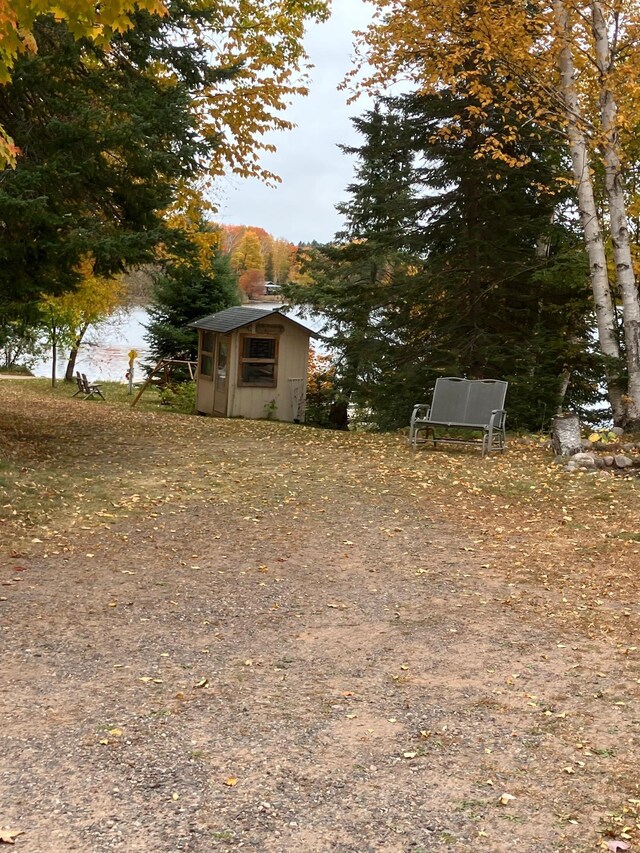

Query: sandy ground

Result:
[1,384,639,852]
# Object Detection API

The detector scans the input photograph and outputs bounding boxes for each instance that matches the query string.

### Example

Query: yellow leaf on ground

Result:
[499,793,516,805]
[0,827,25,844]
[224,777,238,787]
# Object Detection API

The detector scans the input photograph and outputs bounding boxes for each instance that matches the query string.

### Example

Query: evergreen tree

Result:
[0,9,228,305]
[287,92,595,431]
[145,248,238,363]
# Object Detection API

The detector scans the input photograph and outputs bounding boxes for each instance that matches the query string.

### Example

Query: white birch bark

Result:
[591,0,640,424]
[553,0,625,422]
[551,413,582,456]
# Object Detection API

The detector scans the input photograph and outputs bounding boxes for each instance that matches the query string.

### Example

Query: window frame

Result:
[199,330,215,381]
[237,333,279,388]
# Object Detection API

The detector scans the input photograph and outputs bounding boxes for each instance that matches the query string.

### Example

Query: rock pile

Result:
[553,437,640,474]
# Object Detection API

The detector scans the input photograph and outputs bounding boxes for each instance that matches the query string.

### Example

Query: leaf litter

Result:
[1,381,640,850]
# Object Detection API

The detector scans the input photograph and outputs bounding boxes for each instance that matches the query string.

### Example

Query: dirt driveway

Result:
[1,383,639,852]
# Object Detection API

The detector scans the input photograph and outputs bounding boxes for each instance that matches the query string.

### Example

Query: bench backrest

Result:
[430,377,508,425]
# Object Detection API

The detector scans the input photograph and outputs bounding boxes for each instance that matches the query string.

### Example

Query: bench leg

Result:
[410,424,435,450]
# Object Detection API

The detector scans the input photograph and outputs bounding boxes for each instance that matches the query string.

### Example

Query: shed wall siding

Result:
[229,324,309,421]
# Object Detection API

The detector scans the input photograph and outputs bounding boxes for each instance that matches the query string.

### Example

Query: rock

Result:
[580,439,594,450]
[553,455,569,464]
[614,454,633,469]
[621,442,635,452]
[603,455,615,467]
[612,426,625,436]
[593,456,605,468]
[572,452,597,468]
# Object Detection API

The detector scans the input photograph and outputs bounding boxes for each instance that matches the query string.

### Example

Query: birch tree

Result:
[355,0,640,425]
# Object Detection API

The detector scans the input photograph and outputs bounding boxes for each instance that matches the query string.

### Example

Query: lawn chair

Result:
[409,377,507,455]
[72,371,84,397]
[78,372,105,401]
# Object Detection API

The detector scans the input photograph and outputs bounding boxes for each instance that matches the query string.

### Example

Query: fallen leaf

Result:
[607,841,630,852]
[499,793,516,805]
[224,777,238,787]
[194,678,209,688]
[0,827,25,844]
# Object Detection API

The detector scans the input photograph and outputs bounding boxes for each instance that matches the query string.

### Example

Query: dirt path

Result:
[1,384,639,851]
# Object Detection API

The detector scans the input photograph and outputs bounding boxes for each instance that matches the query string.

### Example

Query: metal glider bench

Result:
[409,377,507,456]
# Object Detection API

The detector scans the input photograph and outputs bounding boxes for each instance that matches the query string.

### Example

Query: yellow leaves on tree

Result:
[176,1,330,185]
[232,231,265,298]
[353,0,640,424]
[162,185,221,272]
[40,257,124,385]
[41,257,124,336]
[352,0,640,167]
[230,230,265,277]
[1,1,330,178]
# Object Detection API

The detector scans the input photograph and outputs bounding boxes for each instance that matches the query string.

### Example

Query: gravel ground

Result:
[1,386,639,852]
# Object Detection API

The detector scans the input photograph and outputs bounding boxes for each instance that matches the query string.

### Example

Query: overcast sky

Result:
[216,2,374,245]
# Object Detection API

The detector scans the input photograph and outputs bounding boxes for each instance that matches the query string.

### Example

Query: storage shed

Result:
[190,306,315,422]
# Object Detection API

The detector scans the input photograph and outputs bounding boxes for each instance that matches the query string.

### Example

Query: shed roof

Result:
[190,306,316,336]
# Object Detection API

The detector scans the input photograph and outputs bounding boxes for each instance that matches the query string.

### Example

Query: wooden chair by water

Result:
[73,371,105,401]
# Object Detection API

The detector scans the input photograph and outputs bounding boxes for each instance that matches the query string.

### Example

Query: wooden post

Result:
[551,412,582,456]
[131,359,164,408]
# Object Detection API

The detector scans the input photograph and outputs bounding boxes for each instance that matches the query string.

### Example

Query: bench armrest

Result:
[488,408,506,429]
[410,404,431,426]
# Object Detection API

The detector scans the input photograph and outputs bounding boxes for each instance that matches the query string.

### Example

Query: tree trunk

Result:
[64,321,90,382]
[557,369,571,413]
[51,331,57,388]
[553,0,625,423]
[551,412,582,456]
[591,0,640,426]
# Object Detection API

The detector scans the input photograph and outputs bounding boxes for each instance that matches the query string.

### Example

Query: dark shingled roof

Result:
[189,306,316,336]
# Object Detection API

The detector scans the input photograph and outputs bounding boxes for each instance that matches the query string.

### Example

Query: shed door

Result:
[213,334,231,416]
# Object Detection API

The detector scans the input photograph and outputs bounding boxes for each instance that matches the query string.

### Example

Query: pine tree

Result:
[145,249,238,363]
[287,92,595,431]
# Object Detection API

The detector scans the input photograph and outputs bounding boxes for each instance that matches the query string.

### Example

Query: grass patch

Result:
[614,532,640,542]
[0,365,34,376]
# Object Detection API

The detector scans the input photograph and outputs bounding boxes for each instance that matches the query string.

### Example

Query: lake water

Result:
[32,304,327,382]
[33,307,152,382]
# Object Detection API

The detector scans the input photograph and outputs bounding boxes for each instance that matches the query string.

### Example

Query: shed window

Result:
[200,330,214,379]
[239,335,278,387]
